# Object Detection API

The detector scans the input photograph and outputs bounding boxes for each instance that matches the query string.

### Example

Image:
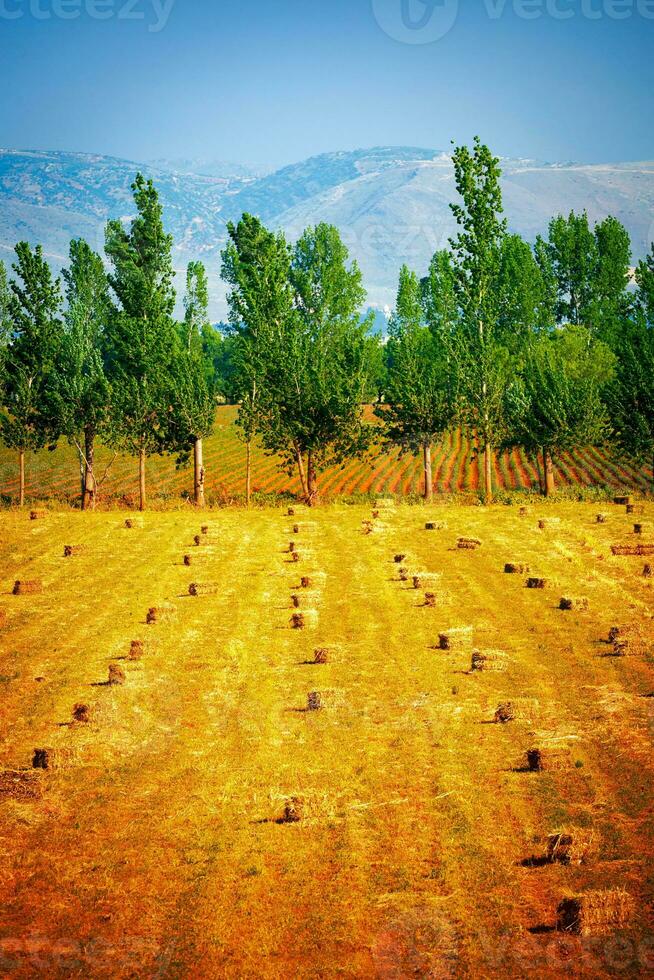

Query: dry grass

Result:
[0,501,652,977]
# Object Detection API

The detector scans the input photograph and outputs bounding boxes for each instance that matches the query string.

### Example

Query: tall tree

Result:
[0,244,62,505]
[104,174,179,511]
[589,216,632,344]
[541,211,598,326]
[52,239,111,509]
[379,265,454,500]
[168,261,216,506]
[448,137,510,503]
[284,223,373,503]
[221,214,295,504]
[505,325,614,496]
[0,260,11,366]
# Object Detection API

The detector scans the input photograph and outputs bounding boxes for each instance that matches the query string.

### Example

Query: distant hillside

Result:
[1,146,653,318]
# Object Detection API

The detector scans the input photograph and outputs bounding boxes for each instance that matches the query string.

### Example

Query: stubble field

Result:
[0,500,653,977]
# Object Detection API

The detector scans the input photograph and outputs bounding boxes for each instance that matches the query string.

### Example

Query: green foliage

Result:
[104,173,179,459]
[53,239,111,447]
[0,243,62,454]
[168,261,216,461]
[378,264,454,454]
[505,325,614,461]
[447,138,512,474]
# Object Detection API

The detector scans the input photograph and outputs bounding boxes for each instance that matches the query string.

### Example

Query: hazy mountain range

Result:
[1,146,653,320]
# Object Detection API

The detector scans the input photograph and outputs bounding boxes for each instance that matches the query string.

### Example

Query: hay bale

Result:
[0,770,42,801]
[458,537,482,550]
[519,506,529,517]
[494,702,516,723]
[188,583,217,597]
[398,567,409,582]
[394,554,406,564]
[526,747,572,772]
[557,889,634,936]
[288,541,296,553]
[547,830,598,865]
[313,647,329,664]
[183,554,192,566]
[438,626,473,652]
[72,702,92,724]
[634,523,649,536]
[12,580,43,596]
[538,518,561,530]
[293,524,300,535]
[63,545,83,557]
[638,544,654,556]
[108,663,126,686]
[596,513,608,524]
[372,510,380,519]
[643,563,652,578]
[193,534,202,546]
[424,593,437,608]
[287,507,295,516]
[425,522,445,531]
[30,510,45,521]
[471,649,507,672]
[611,544,640,556]
[32,747,75,771]
[291,613,305,630]
[504,562,529,574]
[527,577,547,590]
[307,691,323,711]
[300,576,312,589]
[129,640,144,661]
[291,594,301,609]
[559,596,589,611]
[614,495,632,506]
[201,525,209,535]
[124,519,134,529]
[147,604,176,624]
[282,796,303,823]
[291,551,301,563]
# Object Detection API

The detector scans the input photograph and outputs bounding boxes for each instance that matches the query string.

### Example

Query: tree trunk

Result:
[84,425,96,511]
[534,453,544,495]
[423,441,433,501]
[295,445,308,499]
[307,451,318,507]
[138,448,146,512]
[484,443,494,504]
[19,450,25,507]
[543,447,555,498]
[245,440,252,507]
[194,437,205,507]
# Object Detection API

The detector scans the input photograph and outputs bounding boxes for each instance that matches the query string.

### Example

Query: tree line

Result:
[0,141,653,508]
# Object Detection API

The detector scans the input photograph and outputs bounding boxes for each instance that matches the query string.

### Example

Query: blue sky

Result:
[0,0,652,169]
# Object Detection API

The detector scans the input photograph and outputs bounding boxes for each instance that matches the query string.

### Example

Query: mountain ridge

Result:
[1,145,653,317]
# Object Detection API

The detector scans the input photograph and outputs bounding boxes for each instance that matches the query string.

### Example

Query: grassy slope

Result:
[0,502,653,977]
[0,407,651,504]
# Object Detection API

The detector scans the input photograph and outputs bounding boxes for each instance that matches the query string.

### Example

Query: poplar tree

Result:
[0,244,62,505]
[52,239,111,508]
[168,261,216,506]
[379,265,454,500]
[221,214,295,503]
[448,137,511,503]
[104,174,179,511]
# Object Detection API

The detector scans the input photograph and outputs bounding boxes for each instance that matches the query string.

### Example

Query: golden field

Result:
[0,501,653,978]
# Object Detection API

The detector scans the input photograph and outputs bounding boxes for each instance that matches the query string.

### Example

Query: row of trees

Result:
[0,176,232,510]
[0,140,653,508]
[381,139,654,501]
